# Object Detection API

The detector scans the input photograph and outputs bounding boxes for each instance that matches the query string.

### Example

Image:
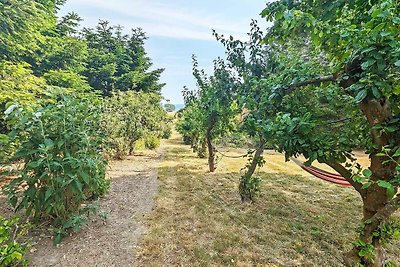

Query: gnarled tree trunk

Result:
[329,98,399,266]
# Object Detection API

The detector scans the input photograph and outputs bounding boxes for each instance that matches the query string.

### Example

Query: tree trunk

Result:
[206,112,218,172]
[343,98,398,266]
[239,138,265,202]
[206,131,215,172]
[129,141,135,155]
[191,134,197,149]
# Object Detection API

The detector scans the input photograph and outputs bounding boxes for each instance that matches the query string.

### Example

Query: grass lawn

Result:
[137,133,400,267]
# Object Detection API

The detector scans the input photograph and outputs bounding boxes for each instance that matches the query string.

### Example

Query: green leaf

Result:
[386,187,395,199]
[359,249,366,257]
[395,60,400,67]
[355,240,365,247]
[377,60,386,71]
[73,180,83,193]
[10,251,22,260]
[393,148,400,157]
[44,138,54,148]
[79,171,90,185]
[385,126,398,133]
[377,180,395,198]
[361,182,373,189]
[353,175,365,183]
[276,12,284,20]
[361,59,376,70]
[44,189,54,202]
[54,233,63,244]
[0,134,9,144]
[362,169,373,178]
[26,187,36,199]
[371,87,381,98]
[355,90,368,103]
[377,180,392,189]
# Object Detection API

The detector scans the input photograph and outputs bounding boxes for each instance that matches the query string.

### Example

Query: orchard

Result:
[1,0,399,266]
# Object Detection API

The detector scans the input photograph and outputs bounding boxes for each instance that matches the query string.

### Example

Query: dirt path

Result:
[25,148,162,267]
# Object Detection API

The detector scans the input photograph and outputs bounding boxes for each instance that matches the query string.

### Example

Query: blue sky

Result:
[59,0,271,104]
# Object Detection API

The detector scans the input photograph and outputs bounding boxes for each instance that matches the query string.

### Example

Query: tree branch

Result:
[285,74,338,93]
[325,160,366,198]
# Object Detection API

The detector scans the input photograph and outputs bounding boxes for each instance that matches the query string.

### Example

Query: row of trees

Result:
[177,0,400,266]
[0,0,170,265]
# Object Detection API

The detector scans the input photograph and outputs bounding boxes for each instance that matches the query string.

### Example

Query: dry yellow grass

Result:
[137,132,400,267]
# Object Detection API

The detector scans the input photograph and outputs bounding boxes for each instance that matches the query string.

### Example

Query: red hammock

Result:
[290,157,352,187]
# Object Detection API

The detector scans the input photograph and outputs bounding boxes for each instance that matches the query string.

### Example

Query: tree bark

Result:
[206,132,215,172]
[206,112,218,172]
[129,141,135,156]
[239,138,265,202]
[342,98,398,266]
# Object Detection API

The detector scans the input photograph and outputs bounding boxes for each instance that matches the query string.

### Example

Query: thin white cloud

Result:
[60,0,264,41]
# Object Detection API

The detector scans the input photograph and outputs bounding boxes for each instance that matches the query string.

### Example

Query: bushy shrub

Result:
[144,135,161,150]
[2,90,109,242]
[161,116,173,139]
[161,127,172,139]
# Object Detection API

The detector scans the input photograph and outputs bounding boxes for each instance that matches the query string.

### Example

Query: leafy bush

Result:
[0,216,29,267]
[102,91,166,158]
[144,135,161,150]
[2,90,109,242]
[161,116,173,139]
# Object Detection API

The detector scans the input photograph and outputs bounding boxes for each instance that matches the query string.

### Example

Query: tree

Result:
[260,0,400,265]
[177,57,238,171]
[176,90,207,156]
[213,22,270,201]
[0,0,47,60]
[102,91,167,159]
[82,22,165,95]
[192,57,237,172]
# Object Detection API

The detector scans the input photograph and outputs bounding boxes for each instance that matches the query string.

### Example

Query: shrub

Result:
[2,90,109,242]
[144,135,160,150]
[101,91,166,158]
[0,216,29,267]
[161,116,173,139]
[162,127,172,139]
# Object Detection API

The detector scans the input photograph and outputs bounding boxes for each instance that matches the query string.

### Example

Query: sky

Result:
[59,0,271,104]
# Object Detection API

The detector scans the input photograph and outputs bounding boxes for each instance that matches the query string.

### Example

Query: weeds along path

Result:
[27,148,163,267]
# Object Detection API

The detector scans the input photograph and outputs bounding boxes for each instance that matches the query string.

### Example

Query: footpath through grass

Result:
[137,132,400,267]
